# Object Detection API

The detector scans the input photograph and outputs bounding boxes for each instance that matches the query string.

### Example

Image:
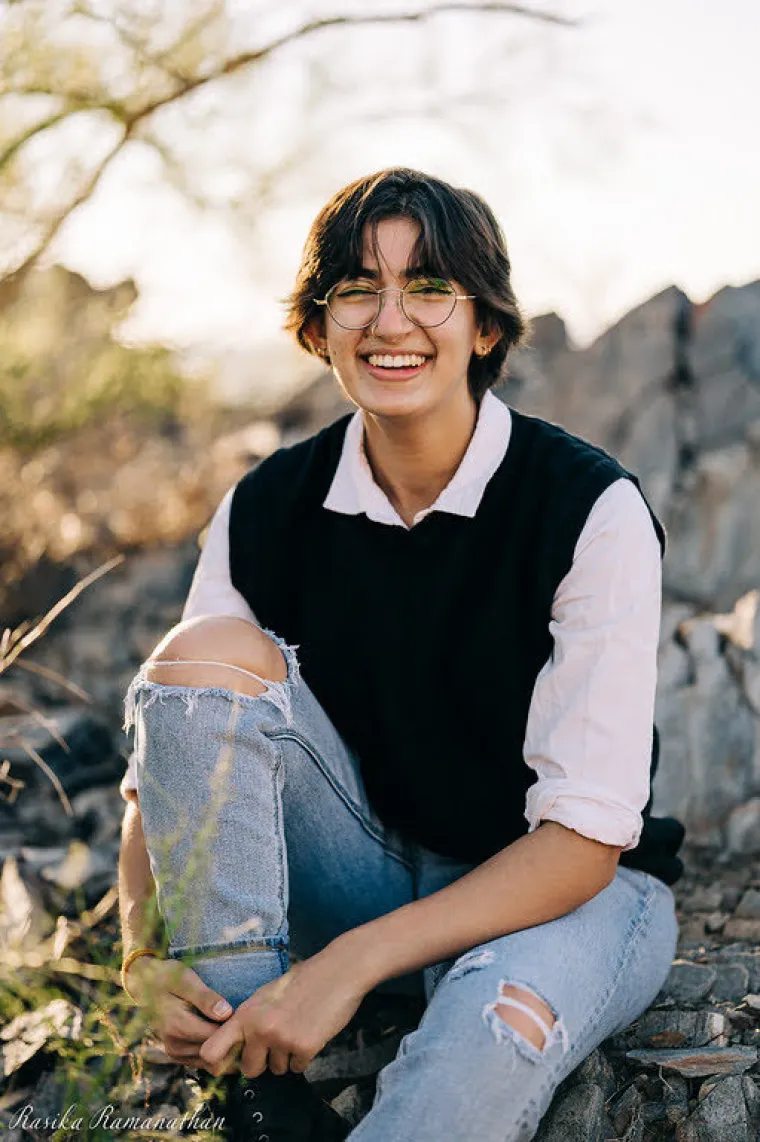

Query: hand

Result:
[199,945,368,1078]
[126,956,234,1070]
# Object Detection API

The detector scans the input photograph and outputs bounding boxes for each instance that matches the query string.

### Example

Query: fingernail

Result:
[213,1000,232,1016]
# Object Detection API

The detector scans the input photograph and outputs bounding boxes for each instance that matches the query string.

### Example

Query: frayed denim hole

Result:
[482,979,569,1067]
[123,632,302,734]
[259,627,302,690]
[446,947,497,983]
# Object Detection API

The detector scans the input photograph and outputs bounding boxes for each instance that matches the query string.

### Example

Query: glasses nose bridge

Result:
[373,284,414,329]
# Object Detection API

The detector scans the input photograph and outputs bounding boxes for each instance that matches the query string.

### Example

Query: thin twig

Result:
[0,690,73,750]
[13,658,93,704]
[0,554,124,674]
[16,739,73,815]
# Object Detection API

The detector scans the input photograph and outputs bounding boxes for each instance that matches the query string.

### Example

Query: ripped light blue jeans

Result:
[124,630,678,1142]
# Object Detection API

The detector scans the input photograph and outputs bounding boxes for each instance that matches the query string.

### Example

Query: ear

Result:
[473,315,502,357]
[304,314,329,361]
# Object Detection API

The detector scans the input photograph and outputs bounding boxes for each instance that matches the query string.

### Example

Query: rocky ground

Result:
[1,704,760,1141]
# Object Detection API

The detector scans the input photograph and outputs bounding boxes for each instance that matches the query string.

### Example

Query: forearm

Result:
[118,799,163,956]
[333,822,621,992]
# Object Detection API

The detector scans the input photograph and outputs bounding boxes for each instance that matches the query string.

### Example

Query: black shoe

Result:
[203,1069,351,1142]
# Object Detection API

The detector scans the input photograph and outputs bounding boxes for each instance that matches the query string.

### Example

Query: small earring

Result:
[475,343,490,357]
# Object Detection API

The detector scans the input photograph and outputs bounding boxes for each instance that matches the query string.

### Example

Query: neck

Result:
[362,391,479,527]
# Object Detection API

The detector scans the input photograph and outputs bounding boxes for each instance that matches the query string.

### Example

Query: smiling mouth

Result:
[361,353,430,369]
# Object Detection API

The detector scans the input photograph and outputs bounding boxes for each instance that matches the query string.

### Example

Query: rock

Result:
[38,839,117,892]
[654,617,756,841]
[569,1047,616,1096]
[663,1074,690,1125]
[723,918,760,941]
[709,961,751,1003]
[736,888,760,918]
[675,1075,751,1142]
[626,1046,757,1077]
[70,784,125,846]
[610,1009,727,1051]
[532,1082,612,1137]
[534,1082,611,1142]
[660,961,717,1004]
[684,885,724,913]
[0,999,82,1077]
[0,856,52,951]
[329,1078,377,1128]
[0,709,120,801]
[609,1082,643,1136]
[726,799,760,855]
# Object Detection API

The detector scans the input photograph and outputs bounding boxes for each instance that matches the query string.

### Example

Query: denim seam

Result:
[266,729,414,871]
[169,935,288,958]
[271,738,288,935]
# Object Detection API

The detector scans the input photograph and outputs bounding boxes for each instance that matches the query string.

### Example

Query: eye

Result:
[335,281,376,297]
[406,278,454,296]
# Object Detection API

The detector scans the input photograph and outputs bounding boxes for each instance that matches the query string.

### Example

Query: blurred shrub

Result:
[0,265,209,451]
[0,343,199,450]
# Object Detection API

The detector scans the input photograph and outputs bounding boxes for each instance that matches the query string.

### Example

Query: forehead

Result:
[360,216,422,275]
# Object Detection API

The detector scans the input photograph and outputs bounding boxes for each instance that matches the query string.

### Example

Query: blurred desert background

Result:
[1,3,760,1140]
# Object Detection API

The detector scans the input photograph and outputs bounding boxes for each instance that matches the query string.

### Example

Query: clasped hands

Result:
[131,939,370,1078]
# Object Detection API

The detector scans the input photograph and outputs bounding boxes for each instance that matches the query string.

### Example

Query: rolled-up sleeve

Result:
[119,486,257,802]
[523,478,662,850]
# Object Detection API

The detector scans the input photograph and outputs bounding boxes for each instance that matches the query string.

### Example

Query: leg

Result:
[125,616,421,1009]
[348,866,678,1142]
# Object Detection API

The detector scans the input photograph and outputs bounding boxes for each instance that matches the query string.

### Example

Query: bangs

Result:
[329,202,464,289]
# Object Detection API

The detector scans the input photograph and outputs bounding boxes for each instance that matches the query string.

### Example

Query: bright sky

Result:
[55,0,760,394]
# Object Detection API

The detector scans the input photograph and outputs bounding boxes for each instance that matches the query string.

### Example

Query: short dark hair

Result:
[283,167,529,402]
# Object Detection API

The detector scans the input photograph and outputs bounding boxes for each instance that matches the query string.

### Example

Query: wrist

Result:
[327,925,386,994]
[122,947,160,1001]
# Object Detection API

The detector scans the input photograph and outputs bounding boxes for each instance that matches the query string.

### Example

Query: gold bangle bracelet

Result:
[121,947,159,1000]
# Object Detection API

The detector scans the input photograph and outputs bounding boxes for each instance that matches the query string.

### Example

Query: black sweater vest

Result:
[229,407,684,882]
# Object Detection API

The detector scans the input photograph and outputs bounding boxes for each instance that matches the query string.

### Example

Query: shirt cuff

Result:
[525,778,644,850]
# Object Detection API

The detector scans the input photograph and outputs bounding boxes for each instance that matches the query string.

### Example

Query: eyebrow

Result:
[353,265,440,281]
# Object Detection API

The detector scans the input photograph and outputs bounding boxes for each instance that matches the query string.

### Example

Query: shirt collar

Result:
[322,389,512,529]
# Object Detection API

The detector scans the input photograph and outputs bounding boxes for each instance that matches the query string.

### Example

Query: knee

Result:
[144,616,287,697]
[488,983,567,1057]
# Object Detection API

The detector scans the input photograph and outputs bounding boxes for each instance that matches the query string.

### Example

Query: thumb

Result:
[170,966,234,1022]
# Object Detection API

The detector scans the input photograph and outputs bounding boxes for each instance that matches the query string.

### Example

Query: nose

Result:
[371,287,415,337]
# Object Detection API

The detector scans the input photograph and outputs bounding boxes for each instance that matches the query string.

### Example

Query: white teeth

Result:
[366,354,427,368]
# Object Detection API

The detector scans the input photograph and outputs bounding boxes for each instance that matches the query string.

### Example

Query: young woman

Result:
[118,168,683,1142]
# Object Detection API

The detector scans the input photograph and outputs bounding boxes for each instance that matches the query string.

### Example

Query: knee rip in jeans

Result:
[448,950,569,1064]
[123,630,301,733]
[485,982,569,1062]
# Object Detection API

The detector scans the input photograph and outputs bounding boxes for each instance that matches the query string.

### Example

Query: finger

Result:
[289,1053,309,1074]
[240,1038,269,1079]
[172,1006,229,1043]
[168,967,234,1023]
[267,1047,290,1076]
[164,1036,204,1059]
[152,997,216,1043]
[199,1018,245,1068]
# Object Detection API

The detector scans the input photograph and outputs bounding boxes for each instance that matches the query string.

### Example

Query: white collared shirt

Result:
[121,391,662,853]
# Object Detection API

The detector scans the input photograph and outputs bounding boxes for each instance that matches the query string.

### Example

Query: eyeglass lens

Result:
[327,278,457,329]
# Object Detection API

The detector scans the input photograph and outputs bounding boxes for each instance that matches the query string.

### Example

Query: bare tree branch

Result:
[131,4,576,124]
[1,129,128,284]
[0,2,574,283]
